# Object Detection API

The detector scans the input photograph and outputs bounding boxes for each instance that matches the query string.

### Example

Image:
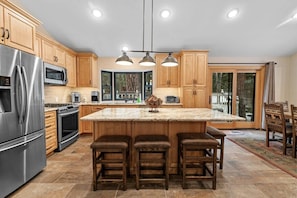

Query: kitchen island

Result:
[81,107,245,174]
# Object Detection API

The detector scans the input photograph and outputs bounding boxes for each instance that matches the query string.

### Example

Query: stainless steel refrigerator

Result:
[0,45,46,197]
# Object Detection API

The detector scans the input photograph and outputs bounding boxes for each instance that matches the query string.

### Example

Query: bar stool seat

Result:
[134,135,171,190]
[206,126,226,169]
[177,132,218,189]
[90,135,131,191]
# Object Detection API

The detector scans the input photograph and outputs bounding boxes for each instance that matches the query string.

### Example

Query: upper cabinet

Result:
[77,53,98,87]
[181,51,208,87]
[180,50,209,108]
[65,51,77,87]
[0,1,40,54]
[156,53,180,88]
[42,38,66,67]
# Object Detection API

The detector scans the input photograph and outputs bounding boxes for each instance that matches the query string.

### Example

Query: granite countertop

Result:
[80,107,246,122]
[79,102,183,106]
[44,107,57,112]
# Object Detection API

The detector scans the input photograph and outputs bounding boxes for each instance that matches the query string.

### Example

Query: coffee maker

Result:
[91,91,99,102]
[71,92,81,103]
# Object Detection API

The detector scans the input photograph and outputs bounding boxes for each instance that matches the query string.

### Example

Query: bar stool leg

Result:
[136,149,140,190]
[213,148,217,190]
[165,149,169,190]
[92,150,97,191]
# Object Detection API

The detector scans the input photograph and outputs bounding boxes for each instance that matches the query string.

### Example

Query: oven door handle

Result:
[59,109,79,117]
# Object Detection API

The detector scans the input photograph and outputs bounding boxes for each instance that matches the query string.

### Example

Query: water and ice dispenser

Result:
[0,76,11,113]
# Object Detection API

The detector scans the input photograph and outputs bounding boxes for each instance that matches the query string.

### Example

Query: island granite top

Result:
[80,107,245,122]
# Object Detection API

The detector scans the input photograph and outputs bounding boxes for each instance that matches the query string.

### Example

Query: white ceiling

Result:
[12,0,297,58]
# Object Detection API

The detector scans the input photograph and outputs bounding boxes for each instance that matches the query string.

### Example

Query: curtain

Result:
[261,61,275,129]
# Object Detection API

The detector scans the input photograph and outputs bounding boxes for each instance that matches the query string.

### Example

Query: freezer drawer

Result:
[0,130,46,197]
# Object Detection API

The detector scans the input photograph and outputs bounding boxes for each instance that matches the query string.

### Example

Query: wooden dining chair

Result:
[264,103,292,155]
[291,105,297,158]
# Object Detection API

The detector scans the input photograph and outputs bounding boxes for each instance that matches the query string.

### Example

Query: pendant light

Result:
[115,0,178,67]
[138,0,155,66]
[161,52,178,67]
[139,52,156,66]
[115,51,133,65]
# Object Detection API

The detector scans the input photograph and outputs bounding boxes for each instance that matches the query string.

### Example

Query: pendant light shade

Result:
[139,52,156,66]
[115,52,133,65]
[161,53,178,67]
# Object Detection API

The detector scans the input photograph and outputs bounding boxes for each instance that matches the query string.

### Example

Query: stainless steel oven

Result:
[45,103,79,151]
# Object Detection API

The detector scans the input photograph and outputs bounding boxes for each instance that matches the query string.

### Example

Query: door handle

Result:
[5,29,9,39]
[15,65,25,124]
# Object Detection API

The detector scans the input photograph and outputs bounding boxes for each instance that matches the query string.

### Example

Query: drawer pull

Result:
[45,115,51,118]
[45,124,51,128]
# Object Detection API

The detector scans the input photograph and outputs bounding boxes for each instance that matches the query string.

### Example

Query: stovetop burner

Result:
[45,103,76,107]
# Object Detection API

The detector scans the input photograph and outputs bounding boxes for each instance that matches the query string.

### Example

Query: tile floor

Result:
[10,130,297,198]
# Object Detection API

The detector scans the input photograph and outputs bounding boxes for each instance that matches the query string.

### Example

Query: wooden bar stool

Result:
[206,126,226,169]
[134,135,171,190]
[177,132,218,189]
[90,135,131,191]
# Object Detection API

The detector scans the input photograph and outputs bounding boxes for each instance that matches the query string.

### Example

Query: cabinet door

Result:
[181,52,207,87]
[66,52,76,87]
[0,5,4,44]
[156,54,179,88]
[4,8,35,54]
[80,106,93,133]
[35,35,42,57]
[157,63,170,87]
[182,87,195,108]
[42,39,56,64]
[55,46,65,66]
[77,56,92,87]
[194,88,208,108]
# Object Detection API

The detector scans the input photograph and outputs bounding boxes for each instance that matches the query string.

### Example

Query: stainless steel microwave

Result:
[44,63,67,85]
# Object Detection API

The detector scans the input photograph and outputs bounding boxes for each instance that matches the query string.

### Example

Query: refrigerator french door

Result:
[0,45,46,197]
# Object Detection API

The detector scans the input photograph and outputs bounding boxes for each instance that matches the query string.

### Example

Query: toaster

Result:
[166,96,180,103]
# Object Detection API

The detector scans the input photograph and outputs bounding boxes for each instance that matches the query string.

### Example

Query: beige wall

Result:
[289,53,297,105]
[44,55,296,105]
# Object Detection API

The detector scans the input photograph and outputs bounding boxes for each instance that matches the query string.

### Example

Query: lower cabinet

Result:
[182,87,208,108]
[79,105,104,134]
[44,110,58,155]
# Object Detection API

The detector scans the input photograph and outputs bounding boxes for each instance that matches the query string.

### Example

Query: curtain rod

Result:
[208,62,277,65]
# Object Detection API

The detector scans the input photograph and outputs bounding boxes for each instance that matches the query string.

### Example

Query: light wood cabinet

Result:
[65,52,77,87]
[77,53,98,87]
[156,54,180,88]
[182,87,208,108]
[0,1,40,54]
[181,50,209,108]
[42,38,66,66]
[44,110,58,156]
[35,34,42,57]
[79,105,104,134]
[181,51,208,87]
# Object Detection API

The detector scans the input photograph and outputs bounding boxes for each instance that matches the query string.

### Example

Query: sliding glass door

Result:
[209,66,264,129]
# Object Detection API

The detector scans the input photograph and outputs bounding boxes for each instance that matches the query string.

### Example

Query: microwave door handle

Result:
[15,65,25,124]
[21,66,29,135]
[63,69,68,84]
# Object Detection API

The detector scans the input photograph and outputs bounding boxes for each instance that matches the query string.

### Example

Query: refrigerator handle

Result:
[21,66,29,135]
[15,65,25,124]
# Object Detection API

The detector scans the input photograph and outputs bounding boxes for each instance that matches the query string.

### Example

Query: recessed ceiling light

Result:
[92,9,102,18]
[122,46,129,52]
[227,9,239,18]
[161,10,170,18]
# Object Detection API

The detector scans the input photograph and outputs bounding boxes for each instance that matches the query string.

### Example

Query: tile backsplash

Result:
[44,86,100,103]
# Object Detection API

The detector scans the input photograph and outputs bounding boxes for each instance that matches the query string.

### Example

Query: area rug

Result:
[227,131,297,178]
